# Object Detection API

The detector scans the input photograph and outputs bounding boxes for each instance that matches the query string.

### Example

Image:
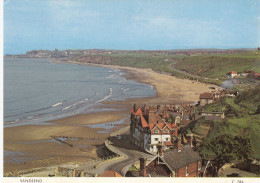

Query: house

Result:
[221,89,239,97]
[170,112,182,125]
[199,93,214,106]
[130,104,178,154]
[248,70,260,80]
[226,71,238,78]
[138,136,203,177]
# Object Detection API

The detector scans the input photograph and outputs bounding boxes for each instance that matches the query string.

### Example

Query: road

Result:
[170,62,202,79]
[89,133,154,176]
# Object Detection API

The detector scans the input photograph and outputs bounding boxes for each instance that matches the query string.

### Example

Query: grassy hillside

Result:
[74,51,260,86]
[108,53,173,73]
[174,51,260,79]
[192,85,260,159]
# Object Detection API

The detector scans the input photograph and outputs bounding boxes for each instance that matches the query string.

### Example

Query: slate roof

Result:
[160,145,202,171]
[171,112,182,118]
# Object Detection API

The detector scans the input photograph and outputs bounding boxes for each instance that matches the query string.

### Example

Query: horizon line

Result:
[4,47,260,56]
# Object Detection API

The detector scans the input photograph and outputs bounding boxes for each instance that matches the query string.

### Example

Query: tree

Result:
[198,134,252,177]
[169,114,175,123]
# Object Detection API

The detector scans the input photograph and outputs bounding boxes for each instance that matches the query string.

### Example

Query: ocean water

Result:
[4,57,156,127]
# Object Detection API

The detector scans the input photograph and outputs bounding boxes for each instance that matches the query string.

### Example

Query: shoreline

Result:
[4,59,218,176]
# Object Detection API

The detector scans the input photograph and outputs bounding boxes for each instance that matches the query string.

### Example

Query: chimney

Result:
[133,104,138,112]
[177,138,181,152]
[157,105,161,112]
[148,106,155,120]
[139,158,147,177]
[187,134,193,147]
[157,143,164,157]
[143,104,147,111]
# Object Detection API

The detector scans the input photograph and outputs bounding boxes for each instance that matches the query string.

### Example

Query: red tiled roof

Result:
[165,141,173,146]
[157,123,165,129]
[149,123,155,130]
[131,108,142,115]
[140,115,148,128]
[99,170,122,177]
[227,71,237,75]
[172,123,177,128]
[149,113,163,124]
[164,123,173,130]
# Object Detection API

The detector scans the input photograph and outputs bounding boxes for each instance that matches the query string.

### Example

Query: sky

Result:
[3,0,260,54]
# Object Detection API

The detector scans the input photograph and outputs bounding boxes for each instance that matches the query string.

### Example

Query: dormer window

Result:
[163,129,169,134]
[154,130,159,134]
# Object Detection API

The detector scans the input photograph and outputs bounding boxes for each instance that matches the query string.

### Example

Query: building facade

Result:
[130,104,178,153]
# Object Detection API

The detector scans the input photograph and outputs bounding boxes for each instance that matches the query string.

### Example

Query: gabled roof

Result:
[140,115,148,128]
[150,124,161,131]
[157,123,165,129]
[131,108,142,115]
[149,123,155,130]
[163,123,173,130]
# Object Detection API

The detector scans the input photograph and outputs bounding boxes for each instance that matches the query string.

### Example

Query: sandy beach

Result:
[4,63,218,176]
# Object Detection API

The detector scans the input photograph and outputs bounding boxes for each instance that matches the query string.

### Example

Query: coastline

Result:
[4,60,218,176]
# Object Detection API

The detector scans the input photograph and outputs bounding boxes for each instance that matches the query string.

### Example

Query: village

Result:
[226,70,260,80]
[50,87,257,178]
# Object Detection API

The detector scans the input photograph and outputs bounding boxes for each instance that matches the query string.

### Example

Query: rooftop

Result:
[161,145,202,171]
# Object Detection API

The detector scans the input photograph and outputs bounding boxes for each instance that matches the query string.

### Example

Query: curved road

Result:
[89,134,154,176]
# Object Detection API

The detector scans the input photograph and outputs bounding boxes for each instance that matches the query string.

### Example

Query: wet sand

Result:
[3,63,218,176]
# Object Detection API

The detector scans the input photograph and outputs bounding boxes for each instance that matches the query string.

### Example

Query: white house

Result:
[130,104,178,154]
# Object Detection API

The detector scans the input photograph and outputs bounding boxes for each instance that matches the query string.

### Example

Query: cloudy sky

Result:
[4,0,260,54]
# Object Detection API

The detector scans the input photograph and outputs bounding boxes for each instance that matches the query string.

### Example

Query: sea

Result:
[4,57,156,127]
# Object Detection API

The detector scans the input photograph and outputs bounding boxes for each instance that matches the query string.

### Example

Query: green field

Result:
[174,51,260,79]
[108,53,173,73]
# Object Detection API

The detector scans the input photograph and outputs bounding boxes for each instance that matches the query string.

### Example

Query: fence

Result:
[55,154,121,177]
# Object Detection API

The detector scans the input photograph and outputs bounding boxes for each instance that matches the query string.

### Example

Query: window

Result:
[163,129,169,134]
[198,161,202,170]
[154,138,158,141]
[185,166,189,176]
[154,130,159,134]
[165,138,169,141]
